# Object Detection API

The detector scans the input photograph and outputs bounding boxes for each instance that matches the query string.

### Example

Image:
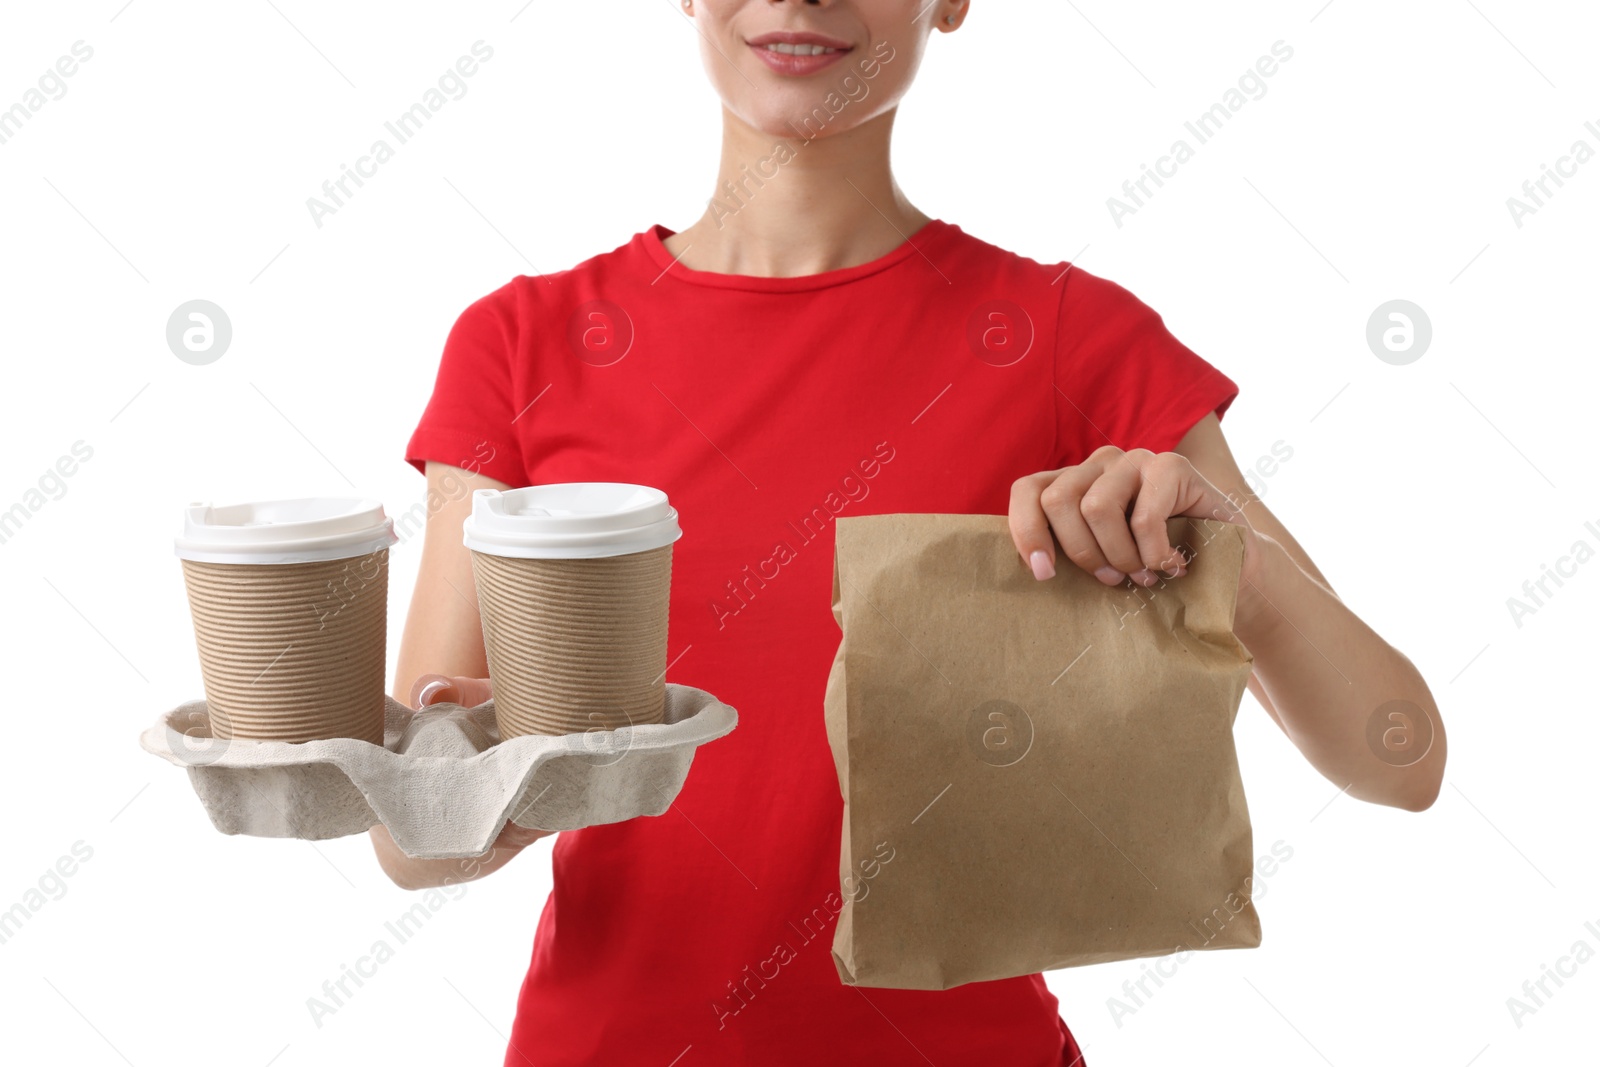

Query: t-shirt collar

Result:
[638,219,952,293]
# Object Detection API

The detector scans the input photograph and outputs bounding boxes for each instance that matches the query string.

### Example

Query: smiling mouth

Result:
[755,41,847,56]
[745,33,856,74]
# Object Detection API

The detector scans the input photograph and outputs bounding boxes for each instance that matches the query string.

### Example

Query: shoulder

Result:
[455,226,654,327]
[936,221,1069,286]
[939,221,1162,339]
[938,222,1139,308]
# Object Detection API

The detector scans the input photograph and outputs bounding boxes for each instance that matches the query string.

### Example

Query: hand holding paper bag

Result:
[825,513,1257,990]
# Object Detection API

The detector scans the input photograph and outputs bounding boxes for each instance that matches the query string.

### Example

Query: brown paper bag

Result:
[825,513,1259,990]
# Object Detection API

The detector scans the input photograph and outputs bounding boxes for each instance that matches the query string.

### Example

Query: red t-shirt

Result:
[406,220,1238,1067]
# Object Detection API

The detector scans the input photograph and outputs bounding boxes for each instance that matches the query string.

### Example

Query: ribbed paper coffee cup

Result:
[175,498,398,745]
[472,546,671,737]
[463,484,681,740]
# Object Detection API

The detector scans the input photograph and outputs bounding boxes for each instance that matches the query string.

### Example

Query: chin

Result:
[708,41,911,143]
[733,94,887,143]
[743,107,835,140]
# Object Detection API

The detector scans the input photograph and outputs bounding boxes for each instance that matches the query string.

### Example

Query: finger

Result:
[1136,457,1254,573]
[1008,471,1062,579]
[450,676,495,707]
[1182,480,1252,528]
[1037,466,1124,585]
[410,673,453,708]
[1076,454,1152,582]
[495,822,554,850]
[410,674,494,708]
[1126,453,1190,576]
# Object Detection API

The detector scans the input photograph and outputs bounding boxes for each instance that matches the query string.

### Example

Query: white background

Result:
[1,1,1596,1064]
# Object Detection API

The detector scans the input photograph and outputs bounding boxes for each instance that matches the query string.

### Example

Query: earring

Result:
[946,14,956,24]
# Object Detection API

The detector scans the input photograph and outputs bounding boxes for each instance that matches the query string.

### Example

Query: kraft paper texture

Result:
[825,514,1258,990]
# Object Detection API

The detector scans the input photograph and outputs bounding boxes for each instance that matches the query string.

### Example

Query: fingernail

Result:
[1094,566,1125,585]
[416,679,451,706]
[1029,550,1055,580]
[1131,568,1158,586]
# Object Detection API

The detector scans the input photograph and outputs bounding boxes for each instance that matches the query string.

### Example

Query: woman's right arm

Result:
[368,461,554,889]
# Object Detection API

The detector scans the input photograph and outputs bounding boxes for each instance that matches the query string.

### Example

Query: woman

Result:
[369,2,1446,1063]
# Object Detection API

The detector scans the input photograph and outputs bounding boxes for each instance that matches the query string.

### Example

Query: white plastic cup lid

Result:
[175,498,399,564]
[462,484,681,559]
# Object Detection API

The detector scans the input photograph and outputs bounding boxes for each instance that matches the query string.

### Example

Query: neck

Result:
[665,106,932,277]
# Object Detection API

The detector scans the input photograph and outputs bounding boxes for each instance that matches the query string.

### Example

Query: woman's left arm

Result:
[1009,412,1445,812]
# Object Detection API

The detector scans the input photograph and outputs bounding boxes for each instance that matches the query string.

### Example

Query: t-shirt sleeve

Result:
[1052,265,1239,466]
[404,282,530,487]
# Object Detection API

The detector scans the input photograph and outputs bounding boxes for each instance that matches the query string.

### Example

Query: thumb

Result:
[1127,465,1252,576]
[450,676,495,707]
[410,674,495,708]
[1173,472,1254,530]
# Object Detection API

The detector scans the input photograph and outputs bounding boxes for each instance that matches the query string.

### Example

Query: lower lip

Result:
[750,45,851,76]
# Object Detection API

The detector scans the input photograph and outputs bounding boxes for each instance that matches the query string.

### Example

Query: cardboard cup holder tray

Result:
[138,684,738,860]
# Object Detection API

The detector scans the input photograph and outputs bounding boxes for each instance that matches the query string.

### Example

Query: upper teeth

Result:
[763,42,838,55]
